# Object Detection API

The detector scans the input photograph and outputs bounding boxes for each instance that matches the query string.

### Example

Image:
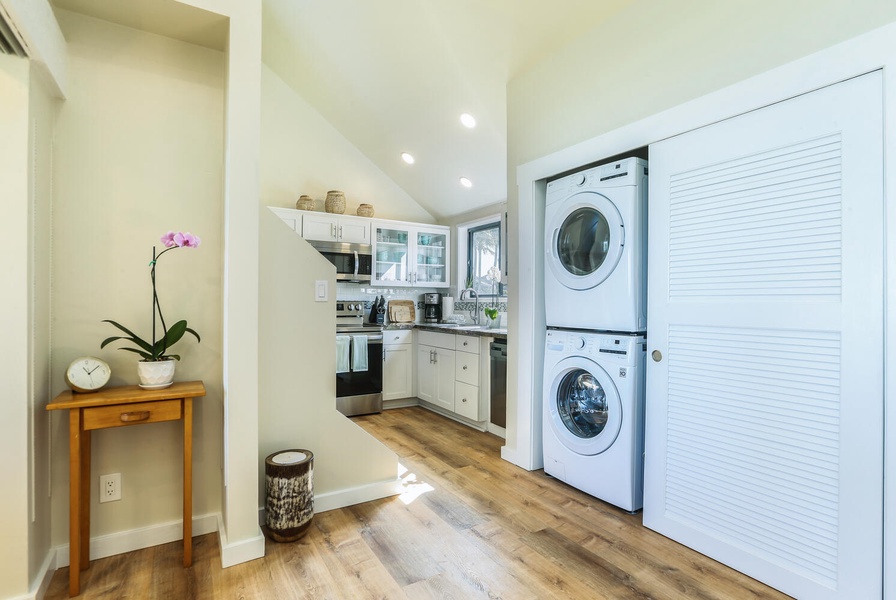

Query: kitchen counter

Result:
[385,323,507,339]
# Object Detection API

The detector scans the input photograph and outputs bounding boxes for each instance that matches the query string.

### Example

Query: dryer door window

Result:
[546,356,623,456]
[546,191,624,291]
[558,208,611,277]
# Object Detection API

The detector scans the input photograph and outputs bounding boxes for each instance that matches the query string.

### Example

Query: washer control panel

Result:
[545,329,645,364]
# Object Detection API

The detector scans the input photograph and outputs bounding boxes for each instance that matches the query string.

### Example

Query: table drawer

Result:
[82,399,182,430]
[456,335,480,354]
[455,351,480,385]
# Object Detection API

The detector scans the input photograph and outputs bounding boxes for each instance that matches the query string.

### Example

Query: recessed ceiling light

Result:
[401,152,415,164]
[460,113,476,128]
[459,177,473,188]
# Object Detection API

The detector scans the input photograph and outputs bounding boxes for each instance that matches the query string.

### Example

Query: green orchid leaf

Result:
[117,347,154,360]
[185,326,201,343]
[101,320,154,353]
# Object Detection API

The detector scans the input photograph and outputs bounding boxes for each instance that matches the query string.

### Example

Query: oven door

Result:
[336,332,383,416]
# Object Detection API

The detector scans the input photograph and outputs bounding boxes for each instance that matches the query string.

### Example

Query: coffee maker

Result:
[423,293,442,323]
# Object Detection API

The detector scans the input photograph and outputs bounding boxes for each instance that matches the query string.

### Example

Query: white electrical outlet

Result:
[100,473,121,503]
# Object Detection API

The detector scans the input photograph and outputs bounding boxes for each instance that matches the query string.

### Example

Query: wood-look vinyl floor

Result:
[46,407,790,599]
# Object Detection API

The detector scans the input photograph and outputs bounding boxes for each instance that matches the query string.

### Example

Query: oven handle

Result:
[336,333,383,342]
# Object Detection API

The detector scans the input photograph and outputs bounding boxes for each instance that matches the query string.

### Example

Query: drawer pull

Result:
[462,365,468,370]
[120,411,150,423]
[461,398,467,403]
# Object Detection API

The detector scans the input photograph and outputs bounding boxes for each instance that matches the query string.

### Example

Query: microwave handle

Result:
[353,250,359,279]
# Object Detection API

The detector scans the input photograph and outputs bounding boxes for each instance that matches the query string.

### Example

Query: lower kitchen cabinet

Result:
[417,343,455,411]
[383,330,414,401]
[417,330,489,423]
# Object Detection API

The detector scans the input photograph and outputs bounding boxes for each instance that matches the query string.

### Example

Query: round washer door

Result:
[546,355,622,456]
[545,190,624,291]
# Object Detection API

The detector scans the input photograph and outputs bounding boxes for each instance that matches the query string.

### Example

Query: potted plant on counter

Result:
[484,265,502,329]
[101,231,202,388]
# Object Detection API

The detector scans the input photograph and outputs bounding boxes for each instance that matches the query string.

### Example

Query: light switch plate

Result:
[315,280,328,302]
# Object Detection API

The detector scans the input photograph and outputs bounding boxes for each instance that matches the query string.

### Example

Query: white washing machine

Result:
[543,329,646,512]
[544,157,648,332]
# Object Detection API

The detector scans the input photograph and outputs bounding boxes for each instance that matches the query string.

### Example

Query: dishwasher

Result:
[489,340,507,428]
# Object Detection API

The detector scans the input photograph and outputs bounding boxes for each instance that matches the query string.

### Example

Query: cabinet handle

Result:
[331,224,337,239]
[463,341,468,347]
[462,365,467,370]
[120,411,150,423]
[461,398,467,403]
[339,225,344,238]
[652,350,663,362]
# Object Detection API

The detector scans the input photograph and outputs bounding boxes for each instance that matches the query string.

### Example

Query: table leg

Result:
[183,398,193,567]
[67,409,82,597]
[80,429,91,571]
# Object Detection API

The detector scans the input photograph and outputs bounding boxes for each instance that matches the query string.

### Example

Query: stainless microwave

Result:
[309,240,373,283]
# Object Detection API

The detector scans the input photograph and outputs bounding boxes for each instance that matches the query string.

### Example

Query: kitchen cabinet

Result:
[453,335,482,421]
[269,206,302,232]
[302,213,371,244]
[417,330,487,422]
[383,329,414,401]
[372,221,449,288]
[416,331,456,411]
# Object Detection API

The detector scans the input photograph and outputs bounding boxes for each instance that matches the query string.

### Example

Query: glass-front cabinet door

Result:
[414,229,449,287]
[371,222,450,288]
[373,225,411,286]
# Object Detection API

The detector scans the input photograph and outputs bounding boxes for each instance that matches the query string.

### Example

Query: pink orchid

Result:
[160,231,201,248]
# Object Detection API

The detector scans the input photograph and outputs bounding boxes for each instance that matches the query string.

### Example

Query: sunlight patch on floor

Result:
[397,463,435,505]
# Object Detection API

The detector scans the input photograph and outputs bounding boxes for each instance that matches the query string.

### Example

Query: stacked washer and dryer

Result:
[542,157,649,512]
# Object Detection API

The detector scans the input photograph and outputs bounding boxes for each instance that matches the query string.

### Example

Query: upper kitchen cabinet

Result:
[269,207,302,232]
[302,213,371,244]
[372,221,450,288]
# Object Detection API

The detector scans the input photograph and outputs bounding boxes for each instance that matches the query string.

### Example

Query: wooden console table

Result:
[48,380,206,597]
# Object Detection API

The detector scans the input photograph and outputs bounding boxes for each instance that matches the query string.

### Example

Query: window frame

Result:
[464,219,504,298]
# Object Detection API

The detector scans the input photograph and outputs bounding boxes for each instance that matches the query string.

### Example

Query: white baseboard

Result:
[53,512,219,569]
[10,549,56,600]
[257,477,403,526]
[417,401,487,432]
[383,398,419,410]
[216,514,265,568]
[487,423,506,438]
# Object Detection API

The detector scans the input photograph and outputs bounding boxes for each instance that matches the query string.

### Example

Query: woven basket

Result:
[295,195,314,211]
[356,203,374,217]
[325,190,346,214]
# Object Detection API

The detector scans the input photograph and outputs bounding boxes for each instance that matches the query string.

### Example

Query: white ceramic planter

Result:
[137,359,176,388]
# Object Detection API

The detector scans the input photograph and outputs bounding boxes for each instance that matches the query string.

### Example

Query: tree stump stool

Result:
[264,449,314,542]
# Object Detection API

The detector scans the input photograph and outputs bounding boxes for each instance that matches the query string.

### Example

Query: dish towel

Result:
[336,336,351,374]
[352,335,368,372]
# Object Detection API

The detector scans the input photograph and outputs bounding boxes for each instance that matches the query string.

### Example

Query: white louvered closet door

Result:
[644,72,884,600]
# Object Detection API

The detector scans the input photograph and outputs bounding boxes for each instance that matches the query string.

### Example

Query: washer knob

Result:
[573,337,586,350]
[574,173,587,186]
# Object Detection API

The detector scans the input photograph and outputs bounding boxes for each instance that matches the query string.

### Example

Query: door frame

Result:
[509,21,896,599]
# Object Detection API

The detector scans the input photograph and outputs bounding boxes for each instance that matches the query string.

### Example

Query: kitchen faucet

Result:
[460,288,480,325]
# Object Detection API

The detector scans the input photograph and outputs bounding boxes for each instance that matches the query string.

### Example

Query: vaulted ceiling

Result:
[51,0,632,219]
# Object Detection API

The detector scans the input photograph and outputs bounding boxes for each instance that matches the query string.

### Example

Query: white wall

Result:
[258,209,400,507]
[0,52,34,600]
[501,0,896,471]
[27,54,57,595]
[50,9,225,544]
[260,64,434,224]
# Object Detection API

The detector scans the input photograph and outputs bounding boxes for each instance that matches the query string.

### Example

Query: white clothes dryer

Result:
[544,157,648,332]
[543,328,646,512]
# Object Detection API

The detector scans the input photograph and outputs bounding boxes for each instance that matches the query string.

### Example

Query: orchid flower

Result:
[102,231,201,361]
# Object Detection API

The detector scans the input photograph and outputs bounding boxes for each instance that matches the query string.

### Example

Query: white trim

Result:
[383,397,419,410]
[216,514,265,569]
[456,212,503,293]
[10,549,55,600]
[486,422,506,439]
[257,477,404,526]
[509,19,896,598]
[53,512,220,569]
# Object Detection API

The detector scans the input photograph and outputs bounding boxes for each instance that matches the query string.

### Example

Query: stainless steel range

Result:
[335,301,383,416]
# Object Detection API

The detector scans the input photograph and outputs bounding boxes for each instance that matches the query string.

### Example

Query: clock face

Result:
[65,357,112,393]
